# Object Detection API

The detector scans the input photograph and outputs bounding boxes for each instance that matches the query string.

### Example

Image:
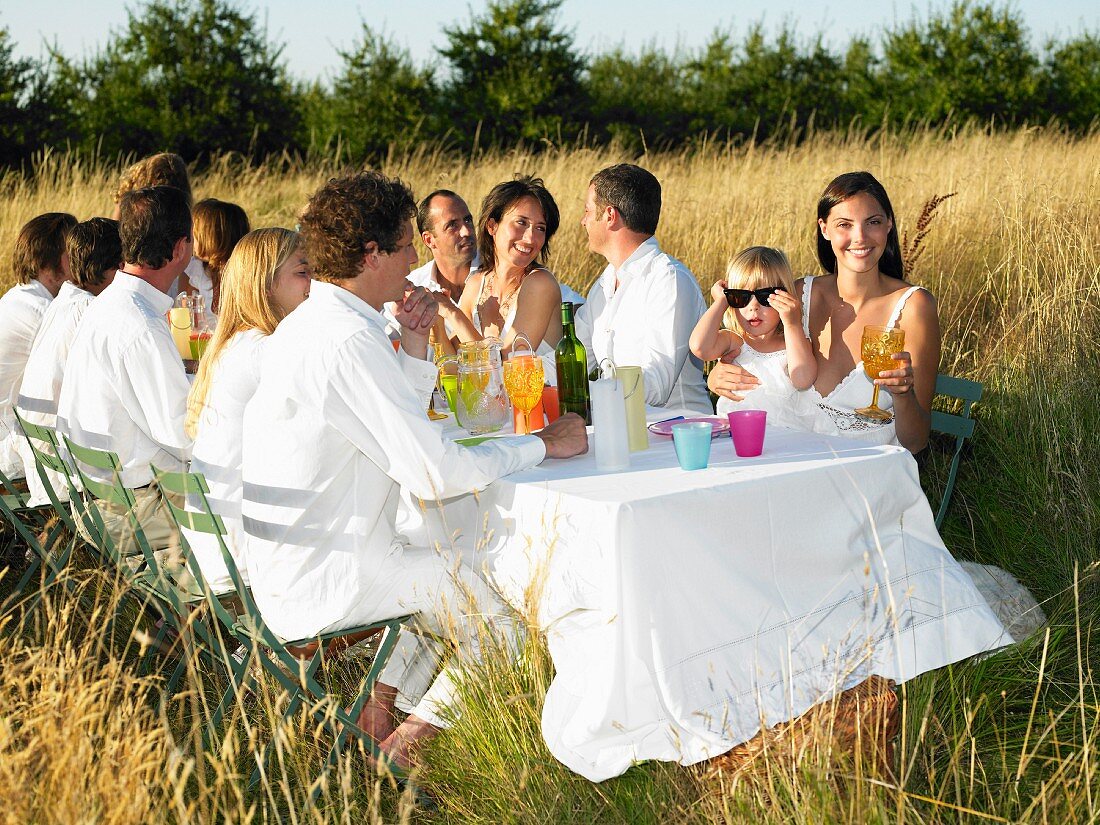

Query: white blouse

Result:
[16,281,94,504]
[185,328,265,592]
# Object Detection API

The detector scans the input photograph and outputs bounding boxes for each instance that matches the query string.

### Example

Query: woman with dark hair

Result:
[709,171,941,452]
[436,176,563,371]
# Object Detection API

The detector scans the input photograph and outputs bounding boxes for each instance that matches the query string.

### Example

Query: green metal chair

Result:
[62,437,222,689]
[929,373,983,530]
[0,459,71,612]
[151,466,414,802]
[13,409,84,533]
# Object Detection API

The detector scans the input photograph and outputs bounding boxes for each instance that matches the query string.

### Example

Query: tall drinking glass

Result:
[855,325,905,421]
[503,354,545,435]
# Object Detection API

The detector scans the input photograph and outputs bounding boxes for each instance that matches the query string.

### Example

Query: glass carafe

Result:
[442,338,508,434]
[188,294,214,359]
[168,293,194,360]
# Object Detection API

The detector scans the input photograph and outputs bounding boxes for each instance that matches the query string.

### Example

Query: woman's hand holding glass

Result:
[855,325,906,420]
[876,351,916,395]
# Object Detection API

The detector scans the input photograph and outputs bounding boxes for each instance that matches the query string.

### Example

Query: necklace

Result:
[484,270,522,322]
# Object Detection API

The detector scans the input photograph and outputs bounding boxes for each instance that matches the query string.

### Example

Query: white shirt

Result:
[57,271,192,488]
[240,279,545,640]
[185,329,265,592]
[575,237,710,413]
[0,279,53,477]
[15,281,95,504]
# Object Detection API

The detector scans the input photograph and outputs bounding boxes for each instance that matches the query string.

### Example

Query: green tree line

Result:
[2,0,1098,168]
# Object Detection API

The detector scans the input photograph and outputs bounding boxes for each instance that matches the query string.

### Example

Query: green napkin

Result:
[455,435,500,447]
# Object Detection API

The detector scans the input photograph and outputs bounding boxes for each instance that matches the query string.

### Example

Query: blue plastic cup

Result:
[671,422,713,470]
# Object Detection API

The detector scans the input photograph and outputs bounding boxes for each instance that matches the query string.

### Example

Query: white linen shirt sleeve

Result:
[117,328,192,461]
[638,268,699,407]
[327,331,544,501]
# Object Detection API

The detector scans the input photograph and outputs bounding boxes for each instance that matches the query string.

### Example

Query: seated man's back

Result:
[58,271,191,486]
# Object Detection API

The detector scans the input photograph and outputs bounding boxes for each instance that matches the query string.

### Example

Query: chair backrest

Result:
[929,373,983,529]
[61,435,153,569]
[0,466,29,511]
[151,466,272,641]
[13,409,81,531]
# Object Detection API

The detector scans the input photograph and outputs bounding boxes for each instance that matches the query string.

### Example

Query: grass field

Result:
[1,126,1098,822]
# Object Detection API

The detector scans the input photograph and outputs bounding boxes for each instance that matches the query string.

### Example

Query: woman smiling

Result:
[436,176,564,370]
[708,171,941,452]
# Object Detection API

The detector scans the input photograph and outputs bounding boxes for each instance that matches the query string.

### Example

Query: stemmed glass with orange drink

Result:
[503,335,545,435]
[854,325,905,421]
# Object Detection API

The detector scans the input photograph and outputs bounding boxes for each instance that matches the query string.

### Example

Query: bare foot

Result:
[377,714,441,773]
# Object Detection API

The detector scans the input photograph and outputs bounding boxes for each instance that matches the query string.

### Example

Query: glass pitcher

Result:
[168,292,194,360]
[441,338,508,434]
[188,294,215,359]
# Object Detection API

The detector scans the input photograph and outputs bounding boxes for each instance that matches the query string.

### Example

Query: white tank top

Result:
[715,341,801,428]
[472,270,559,386]
[794,276,923,446]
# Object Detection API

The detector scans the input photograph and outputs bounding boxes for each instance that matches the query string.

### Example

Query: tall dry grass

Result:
[0,126,1097,821]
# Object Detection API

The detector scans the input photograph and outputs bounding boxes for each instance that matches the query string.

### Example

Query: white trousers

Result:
[327,544,520,729]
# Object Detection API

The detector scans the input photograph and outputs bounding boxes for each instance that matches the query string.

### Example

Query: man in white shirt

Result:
[575,164,711,413]
[0,212,77,482]
[17,218,121,506]
[58,187,194,552]
[384,189,479,339]
[241,171,587,771]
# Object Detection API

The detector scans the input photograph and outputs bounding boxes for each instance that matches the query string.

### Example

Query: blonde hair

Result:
[723,246,796,332]
[114,153,192,208]
[186,228,300,436]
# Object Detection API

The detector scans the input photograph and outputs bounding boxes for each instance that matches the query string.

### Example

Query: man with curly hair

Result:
[241,171,587,770]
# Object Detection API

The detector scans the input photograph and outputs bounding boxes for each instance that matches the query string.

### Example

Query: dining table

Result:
[401,408,1008,782]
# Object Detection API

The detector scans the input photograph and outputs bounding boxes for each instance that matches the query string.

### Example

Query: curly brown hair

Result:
[298,171,416,283]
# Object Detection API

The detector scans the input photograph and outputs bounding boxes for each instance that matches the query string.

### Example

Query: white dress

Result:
[471,269,559,386]
[185,329,265,592]
[793,276,923,446]
[715,340,801,428]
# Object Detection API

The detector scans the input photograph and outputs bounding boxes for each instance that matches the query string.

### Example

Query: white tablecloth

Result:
[403,413,1008,781]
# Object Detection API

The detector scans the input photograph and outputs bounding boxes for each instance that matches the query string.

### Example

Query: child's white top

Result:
[715,339,802,429]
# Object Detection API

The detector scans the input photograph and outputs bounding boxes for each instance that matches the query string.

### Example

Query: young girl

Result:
[183,228,310,593]
[179,198,250,320]
[689,246,816,426]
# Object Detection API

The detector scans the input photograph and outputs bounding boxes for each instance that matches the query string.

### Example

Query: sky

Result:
[5,0,1099,82]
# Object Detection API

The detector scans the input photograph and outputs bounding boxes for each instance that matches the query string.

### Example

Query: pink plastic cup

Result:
[727,410,767,457]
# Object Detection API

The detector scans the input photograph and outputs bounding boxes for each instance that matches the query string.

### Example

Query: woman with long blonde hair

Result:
[184,228,311,592]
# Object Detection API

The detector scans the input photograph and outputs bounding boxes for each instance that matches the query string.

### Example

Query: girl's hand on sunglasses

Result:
[710,278,729,303]
[767,288,802,329]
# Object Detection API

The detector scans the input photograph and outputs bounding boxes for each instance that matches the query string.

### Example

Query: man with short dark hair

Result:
[58,186,194,550]
[17,218,122,505]
[0,212,76,480]
[241,170,587,770]
[412,189,478,303]
[576,164,710,412]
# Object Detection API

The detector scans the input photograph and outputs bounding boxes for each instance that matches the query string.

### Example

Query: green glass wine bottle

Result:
[555,301,590,424]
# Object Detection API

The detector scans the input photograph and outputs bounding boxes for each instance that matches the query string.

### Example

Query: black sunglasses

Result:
[724,286,783,309]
